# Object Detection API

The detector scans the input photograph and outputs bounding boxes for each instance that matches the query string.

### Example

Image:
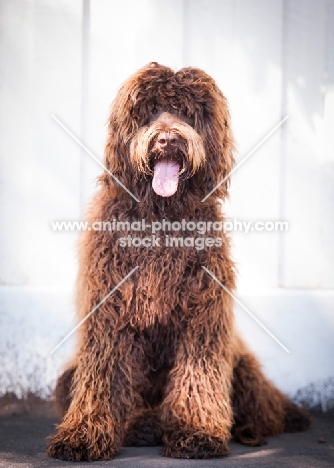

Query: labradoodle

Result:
[47,62,310,461]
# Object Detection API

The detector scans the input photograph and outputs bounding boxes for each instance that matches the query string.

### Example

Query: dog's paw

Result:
[233,424,268,447]
[47,438,89,462]
[283,401,312,433]
[124,430,162,447]
[47,435,117,462]
[161,431,228,459]
[123,412,163,447]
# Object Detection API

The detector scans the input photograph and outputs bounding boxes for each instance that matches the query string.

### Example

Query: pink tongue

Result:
[152,159,180,197]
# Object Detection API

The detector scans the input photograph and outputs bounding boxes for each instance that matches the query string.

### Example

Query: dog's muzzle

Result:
[129,116,206,197]
[150,132,181,197]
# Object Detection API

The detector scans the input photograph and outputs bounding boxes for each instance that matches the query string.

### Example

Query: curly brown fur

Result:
[54,366,75,415]
[232,353,283,445]
[47,63,310,462]
[54,347,311,453]
[162,430,229,459]
[231,335,311,447]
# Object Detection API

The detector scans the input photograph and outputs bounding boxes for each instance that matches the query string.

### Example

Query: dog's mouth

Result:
[130,117,206,197]
[152,157,180,197]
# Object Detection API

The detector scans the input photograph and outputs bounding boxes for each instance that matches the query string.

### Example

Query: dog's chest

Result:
[109,216,225,328]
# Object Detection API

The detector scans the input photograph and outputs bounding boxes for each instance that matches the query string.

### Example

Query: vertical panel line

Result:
[81,0,90,213]
[182,0,189,68]
[279,0,288,288]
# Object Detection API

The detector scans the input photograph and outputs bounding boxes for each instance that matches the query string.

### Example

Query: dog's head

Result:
[103,63,234,213]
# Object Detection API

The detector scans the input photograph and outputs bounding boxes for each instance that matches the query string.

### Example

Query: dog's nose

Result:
[157,132,179,149]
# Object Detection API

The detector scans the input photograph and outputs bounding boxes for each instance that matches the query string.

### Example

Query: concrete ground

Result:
[0,397,333,468]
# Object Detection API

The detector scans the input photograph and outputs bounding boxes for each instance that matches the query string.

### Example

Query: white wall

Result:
[0,0,333,406]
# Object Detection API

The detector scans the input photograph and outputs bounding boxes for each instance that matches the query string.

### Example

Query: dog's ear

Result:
[103,63,174,180]
[175,68,235,200]
[197,90,235,200]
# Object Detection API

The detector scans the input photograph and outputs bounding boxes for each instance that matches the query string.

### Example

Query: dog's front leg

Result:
[47,323,137,461]
[161,290,234,459]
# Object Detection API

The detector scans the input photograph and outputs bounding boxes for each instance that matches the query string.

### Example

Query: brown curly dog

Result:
[47,63,310,461]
